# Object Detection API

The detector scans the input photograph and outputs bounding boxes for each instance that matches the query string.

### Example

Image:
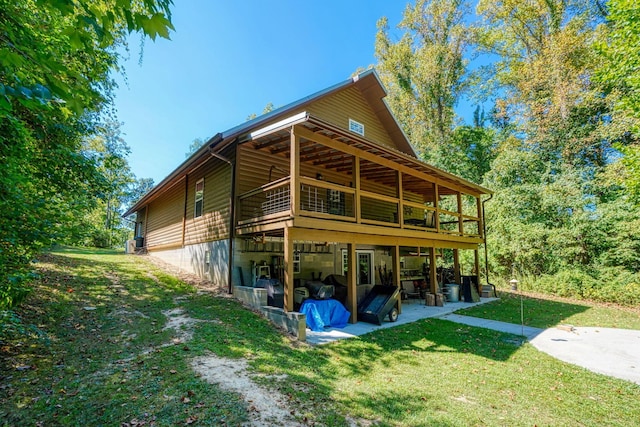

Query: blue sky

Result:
[113,1,473,184]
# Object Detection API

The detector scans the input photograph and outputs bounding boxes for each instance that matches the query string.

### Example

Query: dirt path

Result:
[161,302,304,426]
[191,356,304,426]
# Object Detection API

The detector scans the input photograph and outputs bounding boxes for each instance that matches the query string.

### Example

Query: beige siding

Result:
[248,86,401,155]
[237,145,290,195]
[146,178,185,248]
[305,86,396,150]
[184,146,236,245]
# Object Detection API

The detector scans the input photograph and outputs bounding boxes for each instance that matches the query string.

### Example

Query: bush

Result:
[533,269,598,299]
[0,310,45,344]
[524,267,640,307]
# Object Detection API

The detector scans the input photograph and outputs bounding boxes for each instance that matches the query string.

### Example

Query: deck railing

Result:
[237,176,482,238]
[299,177,356,220]
[237,177,291,225]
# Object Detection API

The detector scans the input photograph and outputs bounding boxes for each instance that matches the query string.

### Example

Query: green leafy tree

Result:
[436,107,496,183]
[79,120,151,248]
[0,0,173,311]
[185,137,208,158]
[596,0,640,203]
[375,0,470,161]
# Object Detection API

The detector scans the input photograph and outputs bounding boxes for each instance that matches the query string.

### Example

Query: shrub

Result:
[523,267,640,307]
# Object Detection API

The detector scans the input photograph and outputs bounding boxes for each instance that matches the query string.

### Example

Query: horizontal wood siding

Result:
[146,178,185,248]
[237,145,290,195]
[247,86,399,153]
[184,153,233,245]
[305,87,396,150]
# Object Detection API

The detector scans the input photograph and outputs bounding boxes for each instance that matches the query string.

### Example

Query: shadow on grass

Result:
[7,249,637,427]
[458,290,591,329]
[1,250,253,426]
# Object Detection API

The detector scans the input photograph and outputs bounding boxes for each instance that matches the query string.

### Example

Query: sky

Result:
[113,1,458,184]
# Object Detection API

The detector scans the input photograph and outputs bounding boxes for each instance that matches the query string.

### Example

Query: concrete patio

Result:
[306,297,498,345]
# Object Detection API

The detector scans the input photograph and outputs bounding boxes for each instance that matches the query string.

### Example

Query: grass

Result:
[2,248,639,426]
[1,249,249,426]
[460,289,640,330]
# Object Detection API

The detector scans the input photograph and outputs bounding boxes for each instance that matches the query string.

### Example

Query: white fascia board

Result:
[248,111,308,140]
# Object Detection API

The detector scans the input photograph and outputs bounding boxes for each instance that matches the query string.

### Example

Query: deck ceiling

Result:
[248,118,484,197]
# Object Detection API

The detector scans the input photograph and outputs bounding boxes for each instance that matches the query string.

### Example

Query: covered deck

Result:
[233,113,492,322]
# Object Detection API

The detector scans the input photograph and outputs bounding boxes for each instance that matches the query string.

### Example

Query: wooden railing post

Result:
[290,127,300,216]
[397,171,404,228]
[434,184,440,232]
[354,156,361,224]
[457,192,463,235]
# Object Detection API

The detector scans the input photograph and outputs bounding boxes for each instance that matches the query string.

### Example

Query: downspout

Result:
[481,193,496,296]
[209,148,236,295]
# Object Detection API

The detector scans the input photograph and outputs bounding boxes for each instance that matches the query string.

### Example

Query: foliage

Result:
[597,0,640,121]
[472,0,640,301]
[436,110,497,183]
[595,0,640,202]
[375,0,470,161]
[185,136,208,158]
[74,120,154,248]
[373,0,640,303]
[0,0,172,311]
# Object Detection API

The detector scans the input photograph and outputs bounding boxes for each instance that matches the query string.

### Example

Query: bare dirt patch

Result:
[162,307,206,343]
[191,355,304,427]
[160,306,303,426]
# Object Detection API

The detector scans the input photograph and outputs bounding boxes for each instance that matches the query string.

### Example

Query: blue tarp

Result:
[300,299,350,332]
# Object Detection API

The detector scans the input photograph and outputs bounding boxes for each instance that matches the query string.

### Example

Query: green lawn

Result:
[2,248,639,426]
[460,290,640,330]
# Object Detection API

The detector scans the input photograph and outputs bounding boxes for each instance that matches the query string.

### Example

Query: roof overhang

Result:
[245,113,493,197]
[123,69,488,218]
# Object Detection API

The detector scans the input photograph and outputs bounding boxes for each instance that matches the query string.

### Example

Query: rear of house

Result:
[124,70,492,328]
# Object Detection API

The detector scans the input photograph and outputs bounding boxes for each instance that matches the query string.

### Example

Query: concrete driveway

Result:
[529,326,640,385]
[442,314,640,385]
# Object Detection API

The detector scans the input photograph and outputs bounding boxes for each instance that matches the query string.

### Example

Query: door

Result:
[342,249,375,285]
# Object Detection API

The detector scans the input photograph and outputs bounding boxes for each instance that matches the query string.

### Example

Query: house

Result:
[124,70,492,334]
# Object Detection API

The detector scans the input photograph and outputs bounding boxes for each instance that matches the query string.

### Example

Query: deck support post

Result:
[346,243,358,323]
[392,244,401,314]
[474,249,481,294]
[284,227,294,312]
[428,246,438,295]
[453,249,461,284]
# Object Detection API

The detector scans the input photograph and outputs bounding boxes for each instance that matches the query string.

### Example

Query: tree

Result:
[473,0,640,301]
[475,0,607,163]
[185,137,208,158]
[77,120,154,248]
[375,0,470,161]
[434,107,496,183]
[596,0,640,203]
[246,102,276,121]
[0,0,174,311]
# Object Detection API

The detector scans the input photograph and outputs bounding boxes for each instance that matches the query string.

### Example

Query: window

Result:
[349,118,364,136]
[293,250,300,274]
[194,178,204,218]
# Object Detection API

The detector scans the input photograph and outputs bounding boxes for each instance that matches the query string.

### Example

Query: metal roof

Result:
[123,69,490,217]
